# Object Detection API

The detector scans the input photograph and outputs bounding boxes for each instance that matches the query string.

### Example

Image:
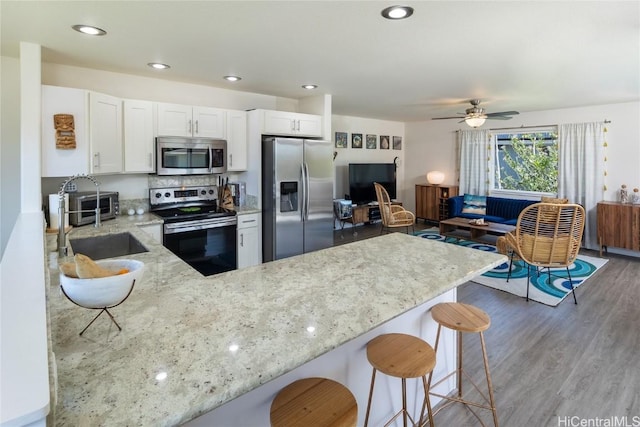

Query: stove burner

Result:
[179,207,202,213]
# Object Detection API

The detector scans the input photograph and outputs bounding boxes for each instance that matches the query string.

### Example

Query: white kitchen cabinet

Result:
[237,213,260,269]
[123,99,154,173]
[156,102,226,138]
[89,92,123,174]
[41,85,90,177]
[138,223,162,244]
[263,110,322,137]
[226,109,247,171]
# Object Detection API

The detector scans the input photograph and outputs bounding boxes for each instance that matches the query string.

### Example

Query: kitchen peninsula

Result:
[47,218,505,426]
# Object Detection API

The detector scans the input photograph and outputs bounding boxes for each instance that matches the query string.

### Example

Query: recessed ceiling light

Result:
[224,76,242,82]
[302,84,318,90]
[381,5,414,20]
[147,63,170,70]
[72,25,107,36]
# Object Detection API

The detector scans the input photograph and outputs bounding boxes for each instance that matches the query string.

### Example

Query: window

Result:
[494,129,558,193]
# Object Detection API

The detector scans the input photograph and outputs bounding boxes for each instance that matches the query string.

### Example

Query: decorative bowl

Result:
[59,259,144,308]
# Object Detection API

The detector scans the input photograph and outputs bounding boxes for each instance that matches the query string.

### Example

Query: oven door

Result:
[163,217,237,276]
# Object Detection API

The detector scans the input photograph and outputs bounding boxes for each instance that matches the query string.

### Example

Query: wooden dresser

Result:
[415,184,459,222]
[597,201,640,256]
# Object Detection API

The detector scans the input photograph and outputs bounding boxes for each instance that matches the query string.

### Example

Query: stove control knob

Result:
[201,190,206,195]
[164,192,171,198]
[209,189,215,195]
[154,192,162,198]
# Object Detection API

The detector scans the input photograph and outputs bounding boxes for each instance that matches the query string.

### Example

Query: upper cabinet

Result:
[42,85,155,177]
[123,99,154,173]
[42,85,90,177]
[263,110,322,137]
[89,92,123,174]
[226,110,248,171]
[42,86,255,177]
[157,102,226,138]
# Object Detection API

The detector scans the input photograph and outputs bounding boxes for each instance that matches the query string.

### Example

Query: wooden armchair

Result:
[500,202,586,304]
[374,182,415,234]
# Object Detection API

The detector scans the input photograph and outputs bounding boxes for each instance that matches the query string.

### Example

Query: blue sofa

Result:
[448,195,537,225]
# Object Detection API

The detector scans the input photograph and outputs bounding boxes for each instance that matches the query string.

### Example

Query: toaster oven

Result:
[68,191,119,226]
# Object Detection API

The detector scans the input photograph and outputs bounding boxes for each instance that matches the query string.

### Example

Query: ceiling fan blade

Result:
[485,115,514,120]
[431,116,464,120]
[485,111,520,117]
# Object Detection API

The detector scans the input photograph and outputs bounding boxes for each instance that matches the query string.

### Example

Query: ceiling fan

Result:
[432,99,519,128]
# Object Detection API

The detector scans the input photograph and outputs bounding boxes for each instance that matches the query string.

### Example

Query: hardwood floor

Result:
[333,221,640,426]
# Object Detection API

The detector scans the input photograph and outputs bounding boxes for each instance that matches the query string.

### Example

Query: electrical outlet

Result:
[65,182,77,192]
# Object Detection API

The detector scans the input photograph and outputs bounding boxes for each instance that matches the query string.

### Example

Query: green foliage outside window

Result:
[497,132,558,193]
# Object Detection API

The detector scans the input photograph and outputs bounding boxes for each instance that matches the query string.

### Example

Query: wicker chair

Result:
[374,182,415,234]
[501,202,586,304]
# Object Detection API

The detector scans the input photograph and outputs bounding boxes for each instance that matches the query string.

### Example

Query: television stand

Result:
[338,202,402,228]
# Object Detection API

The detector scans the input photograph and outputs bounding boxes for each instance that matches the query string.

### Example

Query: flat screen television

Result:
[348,163,396,205]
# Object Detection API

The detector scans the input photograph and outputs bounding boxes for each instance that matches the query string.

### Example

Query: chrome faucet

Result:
[57,174,101,257]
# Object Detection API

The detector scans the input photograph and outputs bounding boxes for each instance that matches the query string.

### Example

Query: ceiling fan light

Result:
[465,116,486,128]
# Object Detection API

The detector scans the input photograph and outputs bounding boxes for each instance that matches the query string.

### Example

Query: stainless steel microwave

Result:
[156,137,227,175]
[68,191,119,226]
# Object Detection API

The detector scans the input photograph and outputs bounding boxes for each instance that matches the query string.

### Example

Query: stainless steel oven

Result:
[156,137,226,175]
[163,216,237,276]
[149,185,237,276]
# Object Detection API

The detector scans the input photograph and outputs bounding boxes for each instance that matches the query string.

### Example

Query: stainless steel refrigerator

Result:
[262,137,334,262]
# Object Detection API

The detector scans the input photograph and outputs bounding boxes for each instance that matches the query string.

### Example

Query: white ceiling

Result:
[2,1,639,122]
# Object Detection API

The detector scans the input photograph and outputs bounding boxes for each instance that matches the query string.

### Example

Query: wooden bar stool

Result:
[364,333,436,427]
[428,302,498,427]
[270,377,357,427]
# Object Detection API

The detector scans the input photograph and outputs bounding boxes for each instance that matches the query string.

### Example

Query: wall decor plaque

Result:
[54,113,76,149]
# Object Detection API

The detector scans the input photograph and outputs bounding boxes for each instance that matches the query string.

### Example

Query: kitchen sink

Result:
[69,232,148,260]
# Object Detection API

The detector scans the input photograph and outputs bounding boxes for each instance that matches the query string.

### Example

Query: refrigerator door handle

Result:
[303,162,310,221]
[300,163,306,221]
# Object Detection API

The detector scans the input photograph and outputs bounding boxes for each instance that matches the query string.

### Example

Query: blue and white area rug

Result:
[415,230,608,306]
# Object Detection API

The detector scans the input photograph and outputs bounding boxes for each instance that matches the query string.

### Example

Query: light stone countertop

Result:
[47,218,505,426]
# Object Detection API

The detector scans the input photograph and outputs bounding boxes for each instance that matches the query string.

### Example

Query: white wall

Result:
[331,115,405,202]
[0,56,21,257]
[43,63,297,112]
[404,101,640,212]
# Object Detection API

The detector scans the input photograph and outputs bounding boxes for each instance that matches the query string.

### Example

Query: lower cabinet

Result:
[237,213,261,269]
[597,201,640,256]
[415,184,458,222]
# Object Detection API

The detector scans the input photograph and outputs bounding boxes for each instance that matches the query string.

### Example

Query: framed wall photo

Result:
[380,135,390,150]
[352,133,363,149]
[335,132,347,148]
[393,136,402,150]
[366,134,377,149]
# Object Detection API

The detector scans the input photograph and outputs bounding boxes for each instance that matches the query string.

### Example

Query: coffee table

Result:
[439,217,515,243]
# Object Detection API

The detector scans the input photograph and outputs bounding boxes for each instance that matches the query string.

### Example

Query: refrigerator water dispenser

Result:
[280,182,298,212]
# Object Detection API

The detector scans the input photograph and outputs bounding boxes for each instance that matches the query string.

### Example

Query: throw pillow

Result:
[541,196,568,204]
[461,194,487,215]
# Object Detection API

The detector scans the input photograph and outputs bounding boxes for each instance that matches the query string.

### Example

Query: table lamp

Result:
[426,171,445,185]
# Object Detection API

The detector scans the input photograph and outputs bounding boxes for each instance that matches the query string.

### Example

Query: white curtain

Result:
[457,129,494,195]
[557,122,605,250]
